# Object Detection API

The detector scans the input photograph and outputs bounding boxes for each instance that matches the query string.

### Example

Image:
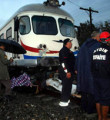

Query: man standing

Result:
[0,43,13,100]
[75,31,101,113]
[92,31,110,120]
[59,38,75,107]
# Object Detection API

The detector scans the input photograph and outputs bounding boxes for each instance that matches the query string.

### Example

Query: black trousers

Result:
[81,92,96,114]
[59,67,74,102]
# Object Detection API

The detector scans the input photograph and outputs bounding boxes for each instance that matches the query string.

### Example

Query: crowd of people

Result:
[0,31,110,120]
[59,31,110,120]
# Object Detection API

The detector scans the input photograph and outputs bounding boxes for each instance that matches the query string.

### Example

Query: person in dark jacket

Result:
[75,31,101,113]
[0,43,13,100]
[92,31,110,120]
[58,38,75,107]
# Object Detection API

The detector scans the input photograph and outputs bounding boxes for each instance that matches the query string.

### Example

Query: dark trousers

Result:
[81,92,96,114]
[0,80,11,95]
[59,67,73,102]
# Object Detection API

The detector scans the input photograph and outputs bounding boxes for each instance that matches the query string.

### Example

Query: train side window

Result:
[19,16,31,35]
[32,16,58,35]
[0,33,4,39]
[58,18,75,38]
[6,27,12,40]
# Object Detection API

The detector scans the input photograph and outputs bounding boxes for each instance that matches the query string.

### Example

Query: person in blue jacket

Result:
[92,31,110,120]
[75,31,101,113]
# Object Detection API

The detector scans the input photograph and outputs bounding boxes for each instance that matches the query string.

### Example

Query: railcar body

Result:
[0,3,79,67]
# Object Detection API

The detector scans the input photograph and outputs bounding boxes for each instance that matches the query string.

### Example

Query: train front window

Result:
[32,16,57,35]
[58,18,75,37]
[19,16,31,35]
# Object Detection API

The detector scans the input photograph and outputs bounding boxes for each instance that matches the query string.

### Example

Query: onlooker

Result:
[58,38,75,107]
[75,31,101,113]
[0,43,13,101]
[92,31,110,120]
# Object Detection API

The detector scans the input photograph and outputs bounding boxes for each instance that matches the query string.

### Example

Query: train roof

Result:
[15,4,73,19]
[0,4,74,30]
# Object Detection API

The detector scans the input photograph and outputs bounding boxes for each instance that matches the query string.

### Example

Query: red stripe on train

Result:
[20,40,59,54]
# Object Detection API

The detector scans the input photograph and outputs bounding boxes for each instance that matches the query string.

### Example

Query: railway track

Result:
[0,87,97,120]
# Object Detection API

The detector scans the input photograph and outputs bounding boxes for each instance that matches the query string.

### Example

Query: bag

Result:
[11,73,31,89]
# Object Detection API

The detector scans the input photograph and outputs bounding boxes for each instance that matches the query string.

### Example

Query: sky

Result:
[0,0,110,28]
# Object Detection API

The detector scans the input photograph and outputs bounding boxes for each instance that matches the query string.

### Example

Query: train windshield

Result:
[32,16,58,35]
[58,18,75,38]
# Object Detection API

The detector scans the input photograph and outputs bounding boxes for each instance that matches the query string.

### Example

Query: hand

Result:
[75,70,77,74]
[66,72,71,79]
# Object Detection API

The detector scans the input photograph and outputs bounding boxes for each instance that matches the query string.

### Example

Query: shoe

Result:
[59,100,70,107]
[59,102,68,107]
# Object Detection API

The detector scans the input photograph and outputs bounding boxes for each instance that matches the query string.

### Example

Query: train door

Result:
[14,17,20,59]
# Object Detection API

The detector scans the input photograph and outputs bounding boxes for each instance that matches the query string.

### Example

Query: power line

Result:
[64,0,102,26]
[67,0,80,7]
[66,0,92,21]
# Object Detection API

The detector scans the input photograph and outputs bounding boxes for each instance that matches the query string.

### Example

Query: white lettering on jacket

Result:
[93,48,108,53]
[93,54,106,60]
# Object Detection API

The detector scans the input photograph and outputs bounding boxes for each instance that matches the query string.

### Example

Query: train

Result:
[0,0,79,84]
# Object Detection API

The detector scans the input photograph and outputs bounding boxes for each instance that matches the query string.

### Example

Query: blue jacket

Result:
[76,38,101,94]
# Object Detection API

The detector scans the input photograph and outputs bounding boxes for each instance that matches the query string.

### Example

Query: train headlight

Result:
[38,44,47,49]
[44,0,65,7]
[49,0,59,6]
[50,0,53,3]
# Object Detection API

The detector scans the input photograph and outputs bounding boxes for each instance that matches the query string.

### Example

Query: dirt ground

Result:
[0,87,98,120]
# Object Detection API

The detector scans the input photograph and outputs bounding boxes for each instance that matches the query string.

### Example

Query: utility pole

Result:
[80,7,99,32]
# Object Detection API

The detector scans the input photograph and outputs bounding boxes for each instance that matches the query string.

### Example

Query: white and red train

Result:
[0,1,79,68]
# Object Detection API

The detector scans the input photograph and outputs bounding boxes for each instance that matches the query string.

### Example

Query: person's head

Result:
[0,43,5,50]
[91,31,100,41]
[99,31,110,44]
[63,38,72,49]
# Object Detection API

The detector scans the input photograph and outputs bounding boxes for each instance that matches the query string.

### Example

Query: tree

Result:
[95,20,110,32]
[104,21,110,32]
[76,21,97,46]
[76,20,110,46]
